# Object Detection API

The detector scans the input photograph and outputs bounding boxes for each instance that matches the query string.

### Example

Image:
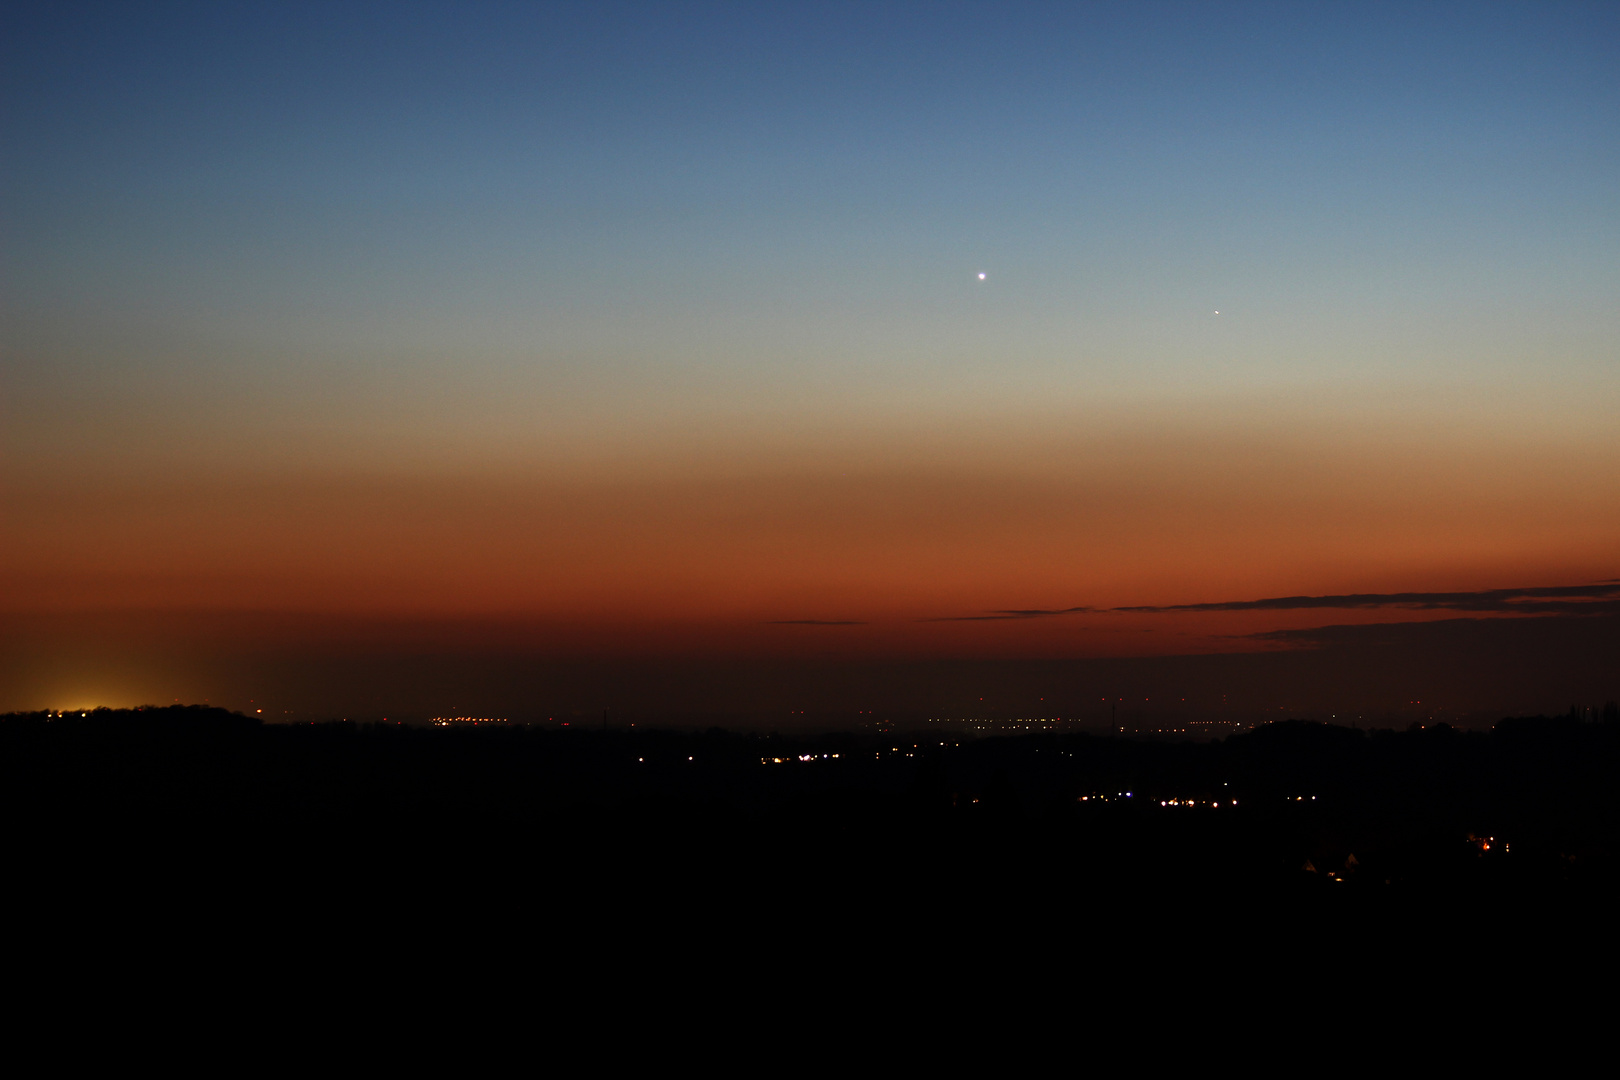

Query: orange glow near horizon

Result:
[6,409,1617,662]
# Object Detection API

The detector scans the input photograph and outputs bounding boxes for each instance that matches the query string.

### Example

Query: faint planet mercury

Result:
[978,272,987,280]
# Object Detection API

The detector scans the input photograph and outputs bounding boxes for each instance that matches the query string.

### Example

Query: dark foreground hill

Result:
[5,706,1617,907]
[11,704,1620,1006]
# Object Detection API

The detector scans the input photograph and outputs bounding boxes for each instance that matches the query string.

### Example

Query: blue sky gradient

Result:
[8,4,1617,461]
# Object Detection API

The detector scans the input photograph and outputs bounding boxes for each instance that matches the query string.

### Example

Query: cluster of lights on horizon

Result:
[928,718,1062,733]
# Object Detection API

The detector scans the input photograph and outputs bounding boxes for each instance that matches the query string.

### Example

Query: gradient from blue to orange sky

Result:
[3,3,1619,714]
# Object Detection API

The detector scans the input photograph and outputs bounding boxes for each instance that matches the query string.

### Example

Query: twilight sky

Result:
[4,2,1619,716]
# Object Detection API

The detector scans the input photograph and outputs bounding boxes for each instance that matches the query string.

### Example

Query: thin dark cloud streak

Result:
[933,582,1620,622]
[925,607,1095,622]
[1117,582,1620,614]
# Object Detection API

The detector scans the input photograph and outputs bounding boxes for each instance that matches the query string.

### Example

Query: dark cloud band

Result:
[925,606,1095,622]
[1116,582,1620,614]
[938,581,1620,622]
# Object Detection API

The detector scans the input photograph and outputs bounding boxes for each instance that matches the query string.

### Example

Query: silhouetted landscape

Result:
[10,706,1618,923]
